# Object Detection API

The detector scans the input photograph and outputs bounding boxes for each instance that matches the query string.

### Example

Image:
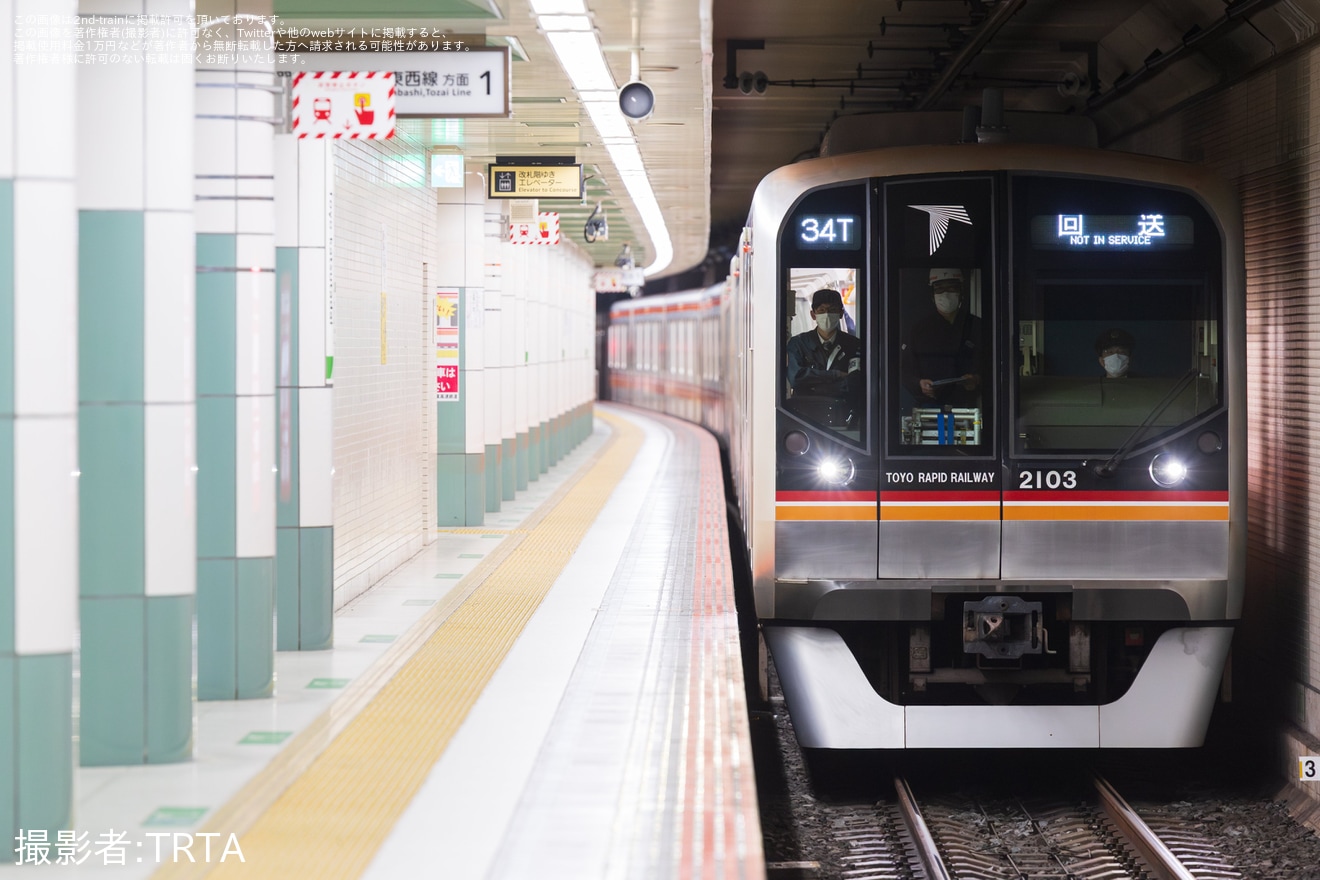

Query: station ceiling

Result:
[273,0,1320,280]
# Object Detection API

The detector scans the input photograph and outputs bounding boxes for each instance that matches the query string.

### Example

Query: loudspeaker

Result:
[619,81,655,121]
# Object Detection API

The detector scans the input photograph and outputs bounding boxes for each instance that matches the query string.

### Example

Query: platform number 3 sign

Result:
[1302,756,1319,780]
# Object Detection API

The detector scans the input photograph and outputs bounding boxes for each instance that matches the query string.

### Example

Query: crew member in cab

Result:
[900,268,983,407]
[1095,327,1136,378]
[786,288,862,399]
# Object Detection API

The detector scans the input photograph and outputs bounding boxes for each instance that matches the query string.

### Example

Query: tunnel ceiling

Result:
[711,0,1320,255]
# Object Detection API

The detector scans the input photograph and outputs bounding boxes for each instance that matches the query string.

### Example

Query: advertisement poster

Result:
[436,288,460,400]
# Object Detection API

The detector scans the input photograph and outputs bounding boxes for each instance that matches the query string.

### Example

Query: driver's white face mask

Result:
[816,312,841,334]
[1103,353,1130,377]
[933,292,960,315]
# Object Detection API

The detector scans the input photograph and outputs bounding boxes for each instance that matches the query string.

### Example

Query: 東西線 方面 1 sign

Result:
[281,48,510,118]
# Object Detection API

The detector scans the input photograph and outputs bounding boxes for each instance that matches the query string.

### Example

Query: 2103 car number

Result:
[1018,469,1078,490]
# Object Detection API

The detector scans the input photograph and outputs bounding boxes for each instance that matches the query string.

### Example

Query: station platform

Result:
[18,405,763,880]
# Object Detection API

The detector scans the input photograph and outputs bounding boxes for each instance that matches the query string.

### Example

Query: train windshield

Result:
[1011,175,1223,454]
[784,268,864,442]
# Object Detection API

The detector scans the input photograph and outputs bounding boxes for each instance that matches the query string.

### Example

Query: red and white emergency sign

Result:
[293,71,396,139]
[509,212,560,245]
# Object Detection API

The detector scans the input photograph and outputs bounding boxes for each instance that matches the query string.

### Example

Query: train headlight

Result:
[1149,453,1187,488]
[817,456,855,486]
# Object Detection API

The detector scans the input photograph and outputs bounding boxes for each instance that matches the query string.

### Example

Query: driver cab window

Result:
[897,266,988,446]
[783,267,863,442]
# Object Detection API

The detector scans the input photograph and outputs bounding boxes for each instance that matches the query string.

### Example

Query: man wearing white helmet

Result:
[899,268,983,407]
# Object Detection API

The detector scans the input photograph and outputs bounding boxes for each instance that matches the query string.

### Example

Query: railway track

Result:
[813,774,1245,880]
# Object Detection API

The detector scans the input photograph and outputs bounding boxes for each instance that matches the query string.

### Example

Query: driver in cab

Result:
[786,288,861,398]
[900,268,982,408]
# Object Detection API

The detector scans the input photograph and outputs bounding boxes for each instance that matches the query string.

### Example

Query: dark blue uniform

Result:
[786,329,862,398]
[900,310,983,408]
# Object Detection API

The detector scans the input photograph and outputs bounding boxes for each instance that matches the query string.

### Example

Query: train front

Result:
[750,145,1245,749]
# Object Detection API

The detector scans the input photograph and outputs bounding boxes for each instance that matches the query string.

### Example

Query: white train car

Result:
[610,114,1245,749]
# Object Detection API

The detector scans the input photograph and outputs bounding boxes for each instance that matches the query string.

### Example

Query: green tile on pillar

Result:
[275,527,300,651]
[275,389,300,528]
[196,396,237,559]
[79,597,145,765]
[464,452,485,526]
[485,443,501,512]
[236,558,274,698]
[538,420,550,475]
[437,400,464,453]
[435,454,466,527]
[528,423,541,478]
[275,247,300,387]
[515,431,528,491]
[501,437,515,501]
[299,527,333,650]
[0,654,14,840]
[197,558,237,700]
[79,211,144,404]
[17,654,72,832]
[79,404,145,598]
[195,234,238,397]
[0,418,12,654]
[146,595,193,763]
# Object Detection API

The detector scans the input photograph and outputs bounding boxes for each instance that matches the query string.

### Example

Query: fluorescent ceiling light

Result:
[545,31,616,92]
[581,100,633,140]
[605,141,644,174]
[536,4,673,276]
[539,14,593,31]
[529,0,586,12]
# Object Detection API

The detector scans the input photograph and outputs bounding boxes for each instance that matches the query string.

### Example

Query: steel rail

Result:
[894,776,952,880]
[1093,773,1198,880]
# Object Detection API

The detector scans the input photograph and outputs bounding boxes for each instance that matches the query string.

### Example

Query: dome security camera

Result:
[618,81,655,121]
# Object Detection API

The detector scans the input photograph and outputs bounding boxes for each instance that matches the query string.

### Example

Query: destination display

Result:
[794,214,861,250]
[1031,213,1194,250]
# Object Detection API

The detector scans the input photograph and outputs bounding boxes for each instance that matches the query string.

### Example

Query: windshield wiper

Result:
[1094,367,1201,477]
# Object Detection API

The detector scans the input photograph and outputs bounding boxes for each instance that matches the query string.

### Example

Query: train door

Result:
[879,176,1001,578]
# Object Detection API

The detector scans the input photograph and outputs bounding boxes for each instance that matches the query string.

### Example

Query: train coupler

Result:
[962,596,1044,660]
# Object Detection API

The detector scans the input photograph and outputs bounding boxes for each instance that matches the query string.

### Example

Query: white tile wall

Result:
[144,210,196,404]
[0,0,14,179]
[145,403,196,597]
[234,263,276,398]
[143,30,193,213]
[14,0,75,181]
[331,135,436,607]
[13,178,78,417]
[76,57,144,210]
[14,417,78,654]
[235,394,276,558]
[299,385,333,528]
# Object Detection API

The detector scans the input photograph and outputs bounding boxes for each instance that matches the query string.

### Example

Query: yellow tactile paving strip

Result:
[153,410,641,880]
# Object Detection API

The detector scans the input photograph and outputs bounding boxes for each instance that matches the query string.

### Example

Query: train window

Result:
[885,176,995,455]
[782,267,864,443]
[1011,175,1223,454]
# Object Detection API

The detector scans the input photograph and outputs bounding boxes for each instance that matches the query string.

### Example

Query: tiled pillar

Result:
[528,248,543,482]
[195,3,277,698]
[483,204,504,511]
[499,233,517,502]
[1,0,78,837]
[76,0,196,766]
[513,248,530,492]
[435,164,487,526]
[272,135,334,651]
